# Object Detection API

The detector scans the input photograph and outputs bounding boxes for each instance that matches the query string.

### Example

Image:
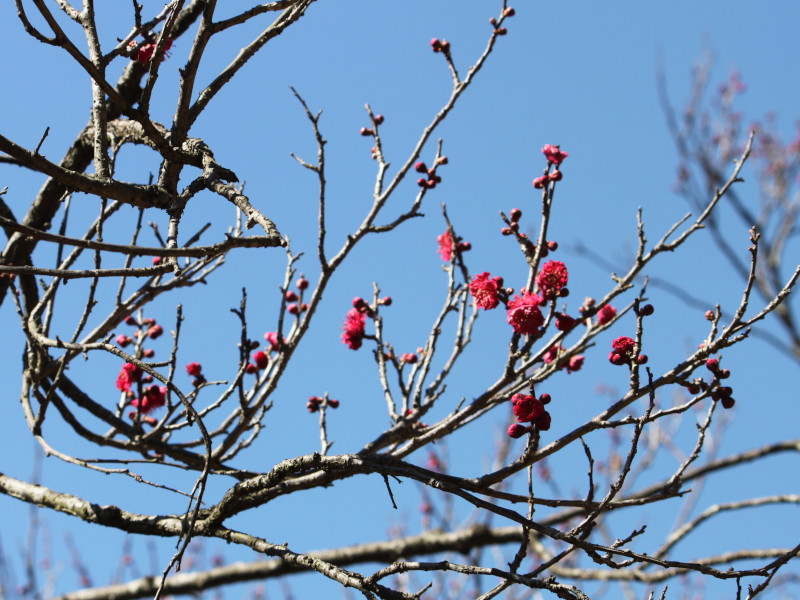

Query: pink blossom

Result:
[131,385,166,414]
[541,144,568,165]
[566,355,584,373]
[401,353,418,364]
[469,272,502,310]
[437,231,454,261]
[536,261,568,298]
[115,334,131,347]
[596,305,617,326]
[116,363,142,392]
[264,331,284,351]
[506,291,544,336]
[543,344,564,365]
[342,308,367,350]
[135,38,173,65]
[185,362,202,377]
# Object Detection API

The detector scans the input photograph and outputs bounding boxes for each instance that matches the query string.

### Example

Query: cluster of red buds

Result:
[430,38,451,54]
[415,156,448,189]
[360,114,384,139]
[507,392,552,438]
[116,316,162,360]
[401,352,418,364]
[681,355,735,409]
[307,396,340,413]
[488,6,514,35]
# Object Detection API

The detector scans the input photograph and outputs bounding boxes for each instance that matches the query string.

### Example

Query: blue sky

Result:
[1,2,799,598]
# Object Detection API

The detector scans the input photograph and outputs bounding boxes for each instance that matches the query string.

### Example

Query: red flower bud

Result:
[638,303,655,316]
[374,114,384,125]
[509,208,522,222]
[496,27,507,35]
[415,161,428,173]
[285,290,298,302]
[296,276,309,290]
[252,351,269,370]
[533,175,548,189]
[507,423,529,438]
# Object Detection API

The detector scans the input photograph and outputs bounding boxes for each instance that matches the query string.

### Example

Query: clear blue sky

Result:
[1,2,798,598]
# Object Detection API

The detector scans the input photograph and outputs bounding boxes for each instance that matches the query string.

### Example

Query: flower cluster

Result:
[506,291,544,336]
[129,38,173,65]
[437,229,470,262]
[533,144,568,188]
[468,272,504,310]
[342,297,371,350]
[507,392,552,438]
[536,260,569,299]
[130,385,166,415]
[608,336,648,366]
[116,363,142,392]
[706,356,735,409]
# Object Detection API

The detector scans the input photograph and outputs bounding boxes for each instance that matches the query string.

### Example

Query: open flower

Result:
[469,272,502,310]
[511,394,545,422]
[541,144,568,165]
[131,385,166,414]
[536,261,568,298]
[437,230,455,261]
[506,291,544,335]
[342,308,367,350]
[116,363,142,392]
